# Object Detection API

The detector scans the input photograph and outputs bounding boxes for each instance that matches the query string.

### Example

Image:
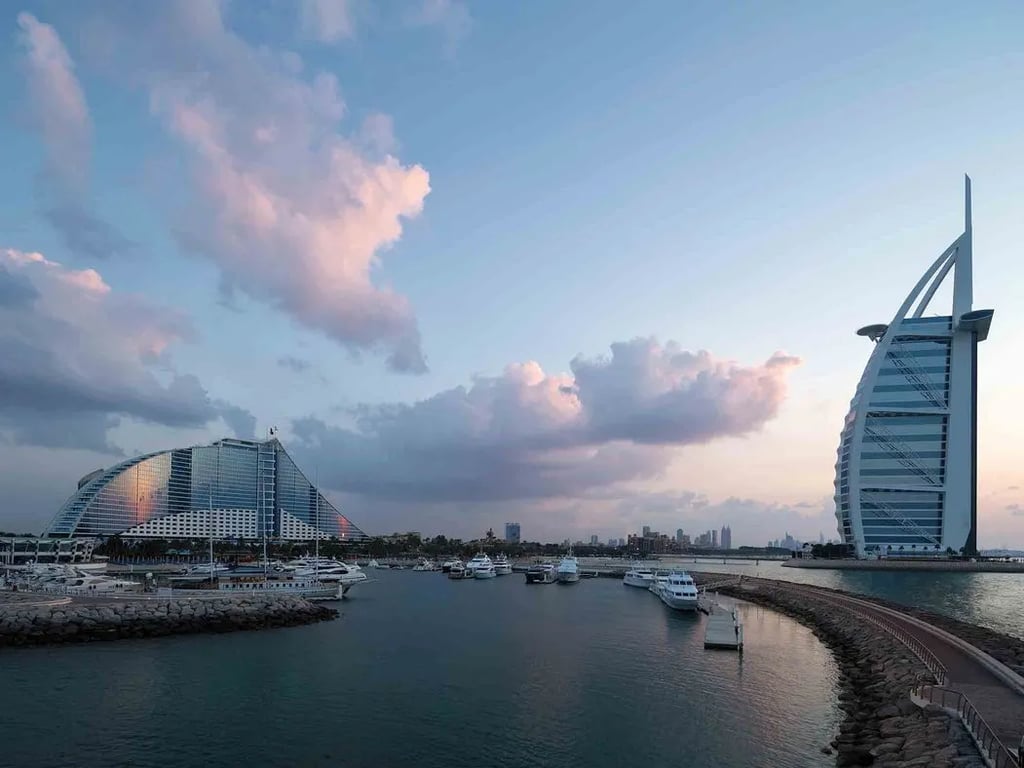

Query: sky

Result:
[1,0,1023,547]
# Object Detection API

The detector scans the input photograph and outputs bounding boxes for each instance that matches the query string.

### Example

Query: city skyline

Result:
[2,2,1023,548]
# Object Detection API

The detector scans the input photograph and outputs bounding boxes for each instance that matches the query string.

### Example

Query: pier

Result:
[698,592,743,651]
[701,574,1024,767]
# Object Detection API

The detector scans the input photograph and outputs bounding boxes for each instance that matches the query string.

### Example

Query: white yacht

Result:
[441,559,460,573]
[53,574,141,594]
[465,552,493,576]
[623,567,656,588]
[283,557,367,594]
[656,572,699,611]
[174,562,231,580]
[648,572,670,595]
[556,551,579,584]
[525,562,556,584]
[473,562,497,579]
[412,559,438,572]
[493,554,513,576]
[447,561,469,580]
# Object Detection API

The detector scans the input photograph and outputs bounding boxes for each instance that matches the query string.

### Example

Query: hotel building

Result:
[835,177,992,557]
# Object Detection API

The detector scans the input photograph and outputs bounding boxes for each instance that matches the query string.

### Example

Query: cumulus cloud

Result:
[291,338,800,501]
[0,248,254,451]
[86,1,430,372]
[298,0,355,42]
[16,12,132,260]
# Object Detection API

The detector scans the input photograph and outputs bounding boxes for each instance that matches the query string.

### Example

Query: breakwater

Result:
[693,574,987,768]
[783,558,1024,573]
[0,593,337,647]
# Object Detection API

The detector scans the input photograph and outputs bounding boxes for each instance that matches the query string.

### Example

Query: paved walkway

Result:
[770,581,1024,761]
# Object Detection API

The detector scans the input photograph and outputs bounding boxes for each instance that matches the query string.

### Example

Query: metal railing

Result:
[914,685,1020,768]
[779,583,947,684]
[779,582,1021,768]
[853,605,947,685]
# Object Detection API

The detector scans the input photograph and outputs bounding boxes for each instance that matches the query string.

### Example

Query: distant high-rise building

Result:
[590,534,599,546]
[711,529,718,548]
[504,522,521,544]
[819,531,825,545]
[619,538,627,547]
[642,525,651,538]
[721,525,732,550]
[676,528,684,543]
[607,537,617,547]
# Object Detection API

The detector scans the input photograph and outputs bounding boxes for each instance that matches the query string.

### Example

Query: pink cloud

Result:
[293,338,801,501]
[91,1,431,371]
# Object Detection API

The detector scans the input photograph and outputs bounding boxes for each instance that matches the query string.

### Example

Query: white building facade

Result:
[835,177,993,557]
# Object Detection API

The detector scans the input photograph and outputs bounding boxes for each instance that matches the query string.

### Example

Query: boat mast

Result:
[314,467,320,582]
[208,487,214,587]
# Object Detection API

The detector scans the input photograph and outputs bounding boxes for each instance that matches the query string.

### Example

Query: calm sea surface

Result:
[659,558,1024,639]
[0,570,839,768]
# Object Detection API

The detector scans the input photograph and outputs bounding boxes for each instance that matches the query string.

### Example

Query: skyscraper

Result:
[711,529,718,548]
[590,534,599,546]
[676,528,684,543]
[720,525,732,550]
[642,525,651,537]
[504,522,521,544]
[835,178,992,558]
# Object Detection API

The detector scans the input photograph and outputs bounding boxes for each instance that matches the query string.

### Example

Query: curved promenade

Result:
[706,575,1023,767]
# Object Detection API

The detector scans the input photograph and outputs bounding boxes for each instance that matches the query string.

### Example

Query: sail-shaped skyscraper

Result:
[835,177,993,558]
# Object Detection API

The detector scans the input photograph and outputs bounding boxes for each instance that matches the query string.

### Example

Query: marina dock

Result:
[698,591,743,651]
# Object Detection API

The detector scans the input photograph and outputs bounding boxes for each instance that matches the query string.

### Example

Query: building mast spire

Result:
[952,174,973,317]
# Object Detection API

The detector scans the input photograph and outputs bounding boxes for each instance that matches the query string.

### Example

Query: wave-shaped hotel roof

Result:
[45,437,367,542]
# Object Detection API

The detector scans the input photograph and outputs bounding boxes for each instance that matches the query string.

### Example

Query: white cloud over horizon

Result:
[291,339,801,502]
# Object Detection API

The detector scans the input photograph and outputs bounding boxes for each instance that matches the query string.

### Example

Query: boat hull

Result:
[556,572,580,584]
[659,593,699,611]
[474,569,496,579]
[623,574,653,588]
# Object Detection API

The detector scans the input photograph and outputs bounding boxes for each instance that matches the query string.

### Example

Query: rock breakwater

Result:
[0,593,337,647]
[694,575,987,768]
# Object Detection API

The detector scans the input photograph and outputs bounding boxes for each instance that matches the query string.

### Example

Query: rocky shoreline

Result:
[693,574,987,768]
[0,593,338,647]
[801,583,1024,678]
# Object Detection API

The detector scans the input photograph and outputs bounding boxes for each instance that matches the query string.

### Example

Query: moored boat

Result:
[473,562,497,579]
[525,562,556,584]
[648,572,670,595]
[465,552,493,577]
[447,562,469,579]
[623,567,656,588]
[657,572,699,611]
[556,551,579,584]
[493,554,513,576]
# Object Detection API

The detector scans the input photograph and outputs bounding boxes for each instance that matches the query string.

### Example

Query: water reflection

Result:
[663,558,1024,638]
[0,571,839,768]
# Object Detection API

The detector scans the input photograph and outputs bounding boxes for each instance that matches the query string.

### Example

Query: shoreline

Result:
[693,573,989,767]
[782,559,1024,572]
[0,592,337,647]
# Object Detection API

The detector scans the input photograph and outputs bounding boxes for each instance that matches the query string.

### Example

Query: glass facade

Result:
[836,318,953,554]
[44,438,368,542]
